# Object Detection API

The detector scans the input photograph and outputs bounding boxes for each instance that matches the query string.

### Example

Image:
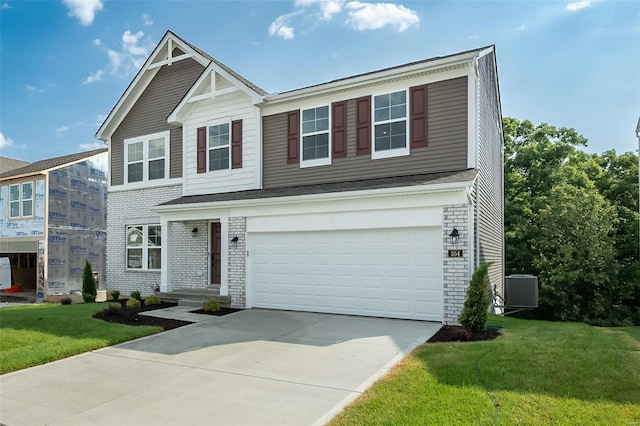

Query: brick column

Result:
[227,217,246,308]
[443,204,470,325]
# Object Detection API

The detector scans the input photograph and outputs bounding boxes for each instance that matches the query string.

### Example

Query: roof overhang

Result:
[263,47,491,106]
[94,31,210,142]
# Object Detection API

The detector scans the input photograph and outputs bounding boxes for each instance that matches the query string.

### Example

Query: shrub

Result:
[144,294,161,306]
[458,263,492,331]
[130,290,142,301]
[203,298,220,312]
[82,260,97,303]
[126,298,141,308]
[60,297,72,305]
[110,289,120,301]
[102,304,122,316]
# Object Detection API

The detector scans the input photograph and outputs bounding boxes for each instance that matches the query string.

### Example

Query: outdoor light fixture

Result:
[191,227,198,234]
[231,236,239,243]
[449,228,459,244]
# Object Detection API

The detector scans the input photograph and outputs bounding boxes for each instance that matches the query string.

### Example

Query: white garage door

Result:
[249,227,442,321]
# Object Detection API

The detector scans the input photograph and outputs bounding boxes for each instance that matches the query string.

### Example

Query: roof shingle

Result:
[0,148,107,180]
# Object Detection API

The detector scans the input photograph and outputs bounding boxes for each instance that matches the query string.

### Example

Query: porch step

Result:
[157,289,231,309]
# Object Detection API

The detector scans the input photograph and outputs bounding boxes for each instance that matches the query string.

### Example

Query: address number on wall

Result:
[448,249,463,258]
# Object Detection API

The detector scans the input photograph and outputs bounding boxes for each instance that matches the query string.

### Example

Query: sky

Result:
[0,0,638,162]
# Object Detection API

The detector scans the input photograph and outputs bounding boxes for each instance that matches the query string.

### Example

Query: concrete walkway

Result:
[0,309,440,426]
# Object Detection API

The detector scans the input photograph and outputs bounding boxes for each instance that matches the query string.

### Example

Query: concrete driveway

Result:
[0,309,440,426]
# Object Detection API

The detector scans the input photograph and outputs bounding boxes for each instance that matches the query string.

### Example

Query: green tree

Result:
[459,263,492,331]
[82,260,97,303]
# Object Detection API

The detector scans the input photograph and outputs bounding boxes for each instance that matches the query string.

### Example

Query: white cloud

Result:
[93,38,101,46]
[346,2,419,32]
[62,0,103,26]
[269,13,297,40]
[95,113,107,126]
[84,30,151,83]
[0,132,14,149]
[55,122,84,137]
[295,0,344,20]
[566,0,592,12]
[78,142,105,151]
[1,2,11,10]
[468,34,479,40]
[518,22,528,31]
[83,69,104,84]
[24,84,45,94]
[142,13,153,26]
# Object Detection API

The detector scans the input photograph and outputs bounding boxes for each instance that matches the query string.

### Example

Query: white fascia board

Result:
[95,32,210,141]
[468,60,479,169]
[264,52,481,106]
[153,180,475,214]
[168,62,265,125]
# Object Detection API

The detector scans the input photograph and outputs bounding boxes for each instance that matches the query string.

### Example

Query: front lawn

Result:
[0,303,162,374]
[330,316,640,425]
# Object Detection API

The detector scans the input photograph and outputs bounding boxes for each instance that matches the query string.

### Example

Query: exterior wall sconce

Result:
[231,236,239,243]
[191,227,198,234]
[449,228,459,244]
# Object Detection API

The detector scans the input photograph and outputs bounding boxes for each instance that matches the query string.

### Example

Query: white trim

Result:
[168,63,265,125]
[7,181,34,219]
[123,130,170,187]
[96,31,210,141]
[206,119,232,173]
[148,53,194,70]
[372,88,410,160]
[467,62,479,169]
[154,179,475,213]
[160,219,172,292]
[125,224,162,271]
[300,104,331,168]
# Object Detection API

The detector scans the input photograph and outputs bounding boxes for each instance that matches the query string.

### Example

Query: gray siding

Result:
[263,76,468,188]
[111,57,204,185]
[476,52,504,295]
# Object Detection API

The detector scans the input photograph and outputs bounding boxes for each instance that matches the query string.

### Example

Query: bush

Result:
[126,298,141,308]
[203,298,220,312]
[458,263,492,331]
[102,304,122,316]
[82,260,97,303]
[144,294,161,306]
[130,290,142,301]
[110,289,120,301]
[60,297,72,305]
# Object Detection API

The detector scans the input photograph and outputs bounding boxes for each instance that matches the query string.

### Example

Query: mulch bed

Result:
[427,325,502,343]
[93,300,243,331]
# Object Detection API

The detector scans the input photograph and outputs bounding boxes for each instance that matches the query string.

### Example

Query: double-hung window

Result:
[373,90,409,159]
[125,131,169,184]
[301,106,330,167]
[9,182,33,219]
[126,225,161,270]
[208,123,230,171]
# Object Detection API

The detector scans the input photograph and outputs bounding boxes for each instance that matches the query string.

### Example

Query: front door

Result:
[210,223,222,285]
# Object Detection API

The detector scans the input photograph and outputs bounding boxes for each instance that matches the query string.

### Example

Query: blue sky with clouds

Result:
[0,0,638,162]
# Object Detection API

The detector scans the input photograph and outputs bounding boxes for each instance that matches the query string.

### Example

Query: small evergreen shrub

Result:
[145,294,161,306]
[203,298,220,312]
[130,290,142,301]
[110,289,120,301]
[82,260,97,303]
[126,298,141,308]
[60,297,72,305]
[458,262,493,331]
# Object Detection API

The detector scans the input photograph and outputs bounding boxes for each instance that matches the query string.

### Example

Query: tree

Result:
[82,261,97,303]
[503,117,639,325]
[459,263,492,331]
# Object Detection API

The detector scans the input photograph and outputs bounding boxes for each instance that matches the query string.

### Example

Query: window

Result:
[126,225,161,270]
[301,106,330,167]
[124,131,169,184]
[208,123,230,171]
[8,182,33,219]
[373,90,409,159]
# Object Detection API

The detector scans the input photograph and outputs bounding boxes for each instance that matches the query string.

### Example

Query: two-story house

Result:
[96,31,503,324]
[0,149,108,301]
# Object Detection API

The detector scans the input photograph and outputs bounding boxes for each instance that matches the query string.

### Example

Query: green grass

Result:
[330,316,640,425]
[0,303,162,374]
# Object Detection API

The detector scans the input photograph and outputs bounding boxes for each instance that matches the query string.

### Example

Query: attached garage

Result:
[248,226,443,321]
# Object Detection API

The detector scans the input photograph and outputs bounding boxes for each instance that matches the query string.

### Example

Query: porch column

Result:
[160,219,172,292]
[220,218,229,296]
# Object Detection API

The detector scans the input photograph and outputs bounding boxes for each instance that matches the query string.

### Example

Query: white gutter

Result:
[153,179,476,213]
